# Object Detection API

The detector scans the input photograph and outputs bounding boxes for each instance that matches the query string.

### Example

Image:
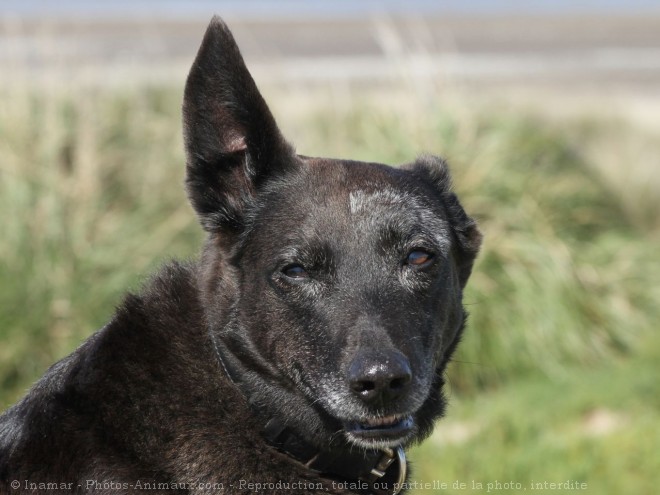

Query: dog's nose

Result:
[348,350,412,405]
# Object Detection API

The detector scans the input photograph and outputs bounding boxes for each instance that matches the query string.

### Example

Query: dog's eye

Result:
[405,250,434,267]
[282,264,308,279]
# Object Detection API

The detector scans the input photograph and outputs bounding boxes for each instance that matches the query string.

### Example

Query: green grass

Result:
[0,87,202,401]
[409,332,660,494]
[0,84,658,493]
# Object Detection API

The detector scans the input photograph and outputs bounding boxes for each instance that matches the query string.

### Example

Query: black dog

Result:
[0,17,481,495]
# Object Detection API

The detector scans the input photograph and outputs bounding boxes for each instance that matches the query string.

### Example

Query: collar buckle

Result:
[365,447,407,495]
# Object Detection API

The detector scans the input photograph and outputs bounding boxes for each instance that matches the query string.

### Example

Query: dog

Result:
[0,16,481,495]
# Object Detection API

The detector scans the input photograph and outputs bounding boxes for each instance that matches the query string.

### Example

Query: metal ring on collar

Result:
[392,446,407,495]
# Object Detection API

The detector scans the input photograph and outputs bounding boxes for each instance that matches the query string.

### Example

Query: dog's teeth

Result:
[364,415,399,427]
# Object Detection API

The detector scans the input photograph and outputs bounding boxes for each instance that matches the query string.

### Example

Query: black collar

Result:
[211,335,407,495]
[261,415,407,495]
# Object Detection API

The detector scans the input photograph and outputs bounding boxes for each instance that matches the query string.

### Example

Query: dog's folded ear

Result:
[183,16,296,234]
[406,156,482,287]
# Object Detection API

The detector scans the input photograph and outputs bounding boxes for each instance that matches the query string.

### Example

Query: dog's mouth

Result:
[343,414,414,446]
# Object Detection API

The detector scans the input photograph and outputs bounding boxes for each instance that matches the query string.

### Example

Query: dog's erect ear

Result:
[183,16,296,234]
[407,156,482,287]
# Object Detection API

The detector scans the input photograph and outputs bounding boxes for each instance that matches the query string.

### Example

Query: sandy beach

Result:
[1,13,659,89]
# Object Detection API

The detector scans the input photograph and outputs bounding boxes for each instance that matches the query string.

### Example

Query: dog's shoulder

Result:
[0,261,223,474]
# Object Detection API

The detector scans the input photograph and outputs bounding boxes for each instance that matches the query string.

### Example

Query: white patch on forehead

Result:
[349,189,414,214]
[348,188,452,251]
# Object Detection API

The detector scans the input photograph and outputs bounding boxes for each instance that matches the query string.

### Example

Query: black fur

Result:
[0,17,481,495]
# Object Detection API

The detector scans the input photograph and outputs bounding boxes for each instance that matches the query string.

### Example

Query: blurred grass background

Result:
[1,5,660,494]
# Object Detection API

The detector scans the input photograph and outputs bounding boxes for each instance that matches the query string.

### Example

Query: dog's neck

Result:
[210,331,407,495]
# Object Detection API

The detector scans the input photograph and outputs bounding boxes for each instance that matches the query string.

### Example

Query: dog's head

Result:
[183,17,481,451]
